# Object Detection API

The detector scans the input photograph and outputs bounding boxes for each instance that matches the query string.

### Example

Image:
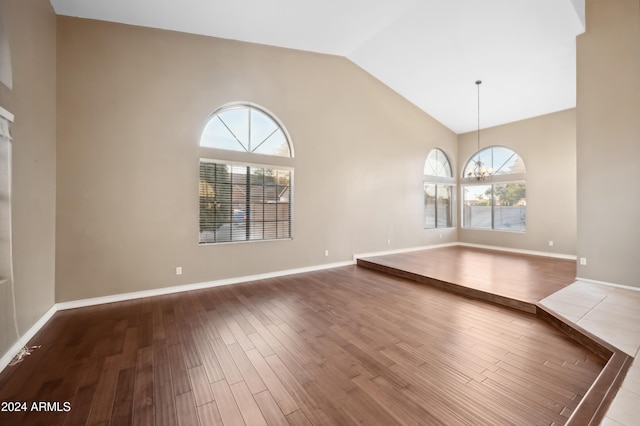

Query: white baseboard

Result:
[1,260,354,374]
[0,243,578,374]
[56,260,355,311]
[575,277,640,292]
[0,305,57,372]
[353,242,458,261]
[456,242,577,260]
[354,242,576,261]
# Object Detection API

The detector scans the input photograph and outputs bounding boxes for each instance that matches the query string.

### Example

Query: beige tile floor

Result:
[540,281,640,426]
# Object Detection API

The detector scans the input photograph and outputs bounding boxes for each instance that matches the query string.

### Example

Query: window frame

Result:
[200,102,294,159]
[423,148,456,229]
[461,146,526,232]
[198,102,294,245]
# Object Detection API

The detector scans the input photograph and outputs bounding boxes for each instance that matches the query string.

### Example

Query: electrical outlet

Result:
[176,266,182,275]
[324,250,329,257]
[548,240,554,247]
[387,239,391,245]
[579,258,587,266]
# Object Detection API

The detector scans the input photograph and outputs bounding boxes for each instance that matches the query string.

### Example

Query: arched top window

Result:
[423,148,455,229]
[200,103,293,158]
[424,148,453,179]
[462,146,526,232]
[198,103,293,244]
[463,146,526,181]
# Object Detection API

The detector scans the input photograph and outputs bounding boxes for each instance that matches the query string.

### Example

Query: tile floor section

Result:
[540,281,640,426]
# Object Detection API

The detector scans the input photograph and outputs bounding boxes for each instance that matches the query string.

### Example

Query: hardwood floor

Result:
[0,265,605,425]
[358,246,577,312]
[359,247,632,424]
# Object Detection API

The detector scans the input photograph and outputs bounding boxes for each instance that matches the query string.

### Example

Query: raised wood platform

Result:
[357,245,577,313]
[357,245,633,425]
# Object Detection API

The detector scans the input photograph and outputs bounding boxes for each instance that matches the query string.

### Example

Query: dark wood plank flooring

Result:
[0,265,604,425]
[358,246,577,312]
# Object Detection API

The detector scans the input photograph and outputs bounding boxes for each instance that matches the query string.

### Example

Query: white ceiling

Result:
[50,0,585,134]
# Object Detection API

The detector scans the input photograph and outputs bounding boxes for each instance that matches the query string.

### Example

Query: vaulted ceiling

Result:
[50,0,585,134]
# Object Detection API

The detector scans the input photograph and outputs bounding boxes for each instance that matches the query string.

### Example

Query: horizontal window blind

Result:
[199,160,292,244]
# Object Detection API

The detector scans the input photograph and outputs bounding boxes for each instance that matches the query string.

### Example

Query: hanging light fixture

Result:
[466,80,493,181]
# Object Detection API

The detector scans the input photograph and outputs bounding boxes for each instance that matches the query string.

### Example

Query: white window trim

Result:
[198,102,294,245]
[0,106,13,142]
[462,173,526,186]
[198,158,294,245]
[0,106,14,122]
[461,146,526,232]
[424,148,456,229]
[200,102,294,158]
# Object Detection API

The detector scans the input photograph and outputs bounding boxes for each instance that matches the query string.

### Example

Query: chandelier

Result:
[466,80,493,181]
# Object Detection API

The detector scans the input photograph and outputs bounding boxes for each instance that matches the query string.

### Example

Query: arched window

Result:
[200,104,292,157]
[424,148,455,229]
[462,146,526,231]
[199,103,293,244]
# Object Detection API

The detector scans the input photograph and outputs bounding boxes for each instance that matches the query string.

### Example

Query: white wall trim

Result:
[0,243,577,373]
[575,277,640,292]
[56,260,355,311]
[0,105,14,122]
[0,260,354,374]
[456,242,577,260]
[0,305,57,372]
[354,242,576,261]
[353,242,458,260]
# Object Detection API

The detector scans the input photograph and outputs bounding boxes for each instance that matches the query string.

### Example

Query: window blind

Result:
[199,160,292,244]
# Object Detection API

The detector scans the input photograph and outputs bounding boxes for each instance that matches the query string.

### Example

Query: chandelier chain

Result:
[477,79,481,152]
[467,80,493,181]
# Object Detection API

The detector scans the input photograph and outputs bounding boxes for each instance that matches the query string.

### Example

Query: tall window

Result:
[199,103,293,244]
[462,146,526,231]
[424,148,454,229]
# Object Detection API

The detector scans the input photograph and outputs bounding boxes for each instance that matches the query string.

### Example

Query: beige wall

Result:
[0,0,56,358]
[0,0,635,361]
[576,0,640,287]
[457,109,577,255]
[56,17,457,301]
